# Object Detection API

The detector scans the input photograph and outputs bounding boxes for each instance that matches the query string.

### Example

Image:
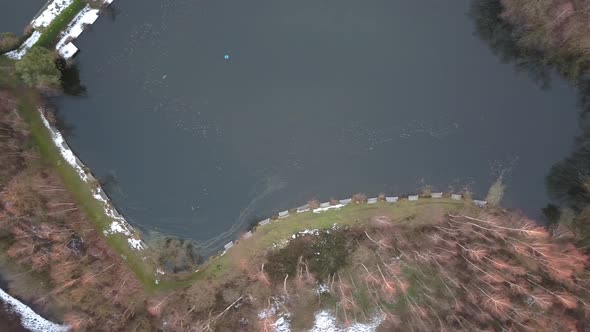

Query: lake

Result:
[11,0,584,255]
[0,0,47,34]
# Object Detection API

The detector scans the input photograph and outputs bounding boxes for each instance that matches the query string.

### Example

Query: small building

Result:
[408,195,419,201]
[431,192,443,198]
[258,218,270,226]
[339,198,352,205]
[278,210,289,218]
[367,197,378,204]
[320,202,330,208]
[58,42,78,59]
[242,231,253,239]
[451,194,462,200]
[297,204,310,213]
[386,196,398,203]
[224,241,234,251]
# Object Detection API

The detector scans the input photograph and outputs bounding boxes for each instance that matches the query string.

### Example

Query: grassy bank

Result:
[35,0,87,48]
[158,198,470,289]
[2,55,476,294]
[16,93,158,290]
[0,56,158,290]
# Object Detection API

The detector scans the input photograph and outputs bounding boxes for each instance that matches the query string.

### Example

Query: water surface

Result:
[0,0,46,34]
[51,0,579,254]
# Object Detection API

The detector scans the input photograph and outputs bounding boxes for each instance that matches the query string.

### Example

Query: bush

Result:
[265,229,356,281]
[15,46,61,89]
[352,193,367,203]
[0,32,19,53]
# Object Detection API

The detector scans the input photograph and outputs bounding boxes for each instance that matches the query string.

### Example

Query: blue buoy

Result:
[224,54,230,60]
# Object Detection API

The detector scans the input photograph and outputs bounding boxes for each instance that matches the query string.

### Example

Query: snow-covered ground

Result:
[259,303,383,332]
[56,6,101,59]
[39,109,146,251]
[4,31,42,60]
[0,287,68,332]
[32,0,75,28]
[311,311,383,332]
[313,204,344,213]
[5,0,112,60]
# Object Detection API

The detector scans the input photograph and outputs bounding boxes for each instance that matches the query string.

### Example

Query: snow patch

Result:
[315,284,330,295]
[311,310,383,332]
[32,0,75,28]
[7,0,113,60]
[0,287,68,332]
[39,109,145,251]
[39,110,89,182]
[259,305,383,332]
[128,238,143,250]
[292,229,319,239]
[313,204,344,213]
[257,297,292,331]
[4,31,42,60]
[277,225,340,248]
[273,316,291,332]
[56,6,100,59]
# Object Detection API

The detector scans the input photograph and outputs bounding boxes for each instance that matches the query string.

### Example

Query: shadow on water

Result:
[544,88,590,234]
[545,101,590,213]
[102,4,119,22]
[469,0,553,88]
[470,0,590,228]
[98,172,121,196]
[51,106,77,139]
[56,58,87,97]
[42,59,86,139]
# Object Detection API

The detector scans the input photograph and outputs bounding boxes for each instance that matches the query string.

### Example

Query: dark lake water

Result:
[21,0,584,254]
[0,0,46,34]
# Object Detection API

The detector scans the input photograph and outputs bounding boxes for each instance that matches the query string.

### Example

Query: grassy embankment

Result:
[0,56,159,291]
[157,198,470,289]
[2,56,471,293]
[34,0,87,48]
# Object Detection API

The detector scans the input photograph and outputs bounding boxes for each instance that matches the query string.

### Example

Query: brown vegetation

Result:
[0,90,151,331]
[254,211,590,330]
[147,208,590,331]
[499,0,590,78]
[3,75,590,330]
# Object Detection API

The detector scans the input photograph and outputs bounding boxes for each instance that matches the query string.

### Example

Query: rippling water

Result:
[3,0,582,255]
[55,0,581,254]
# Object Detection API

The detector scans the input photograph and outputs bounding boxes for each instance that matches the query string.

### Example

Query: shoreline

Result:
[0,0,588,328]
[6,0,114,60]
[31,100,492,288]
[0,287,67,332]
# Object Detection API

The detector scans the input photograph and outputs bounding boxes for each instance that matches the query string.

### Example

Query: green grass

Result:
[16,91,159,289]
[35,0,87,48]
[156,199,470,289]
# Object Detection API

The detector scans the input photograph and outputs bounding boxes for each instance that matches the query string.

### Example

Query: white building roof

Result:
[58,42,78,59]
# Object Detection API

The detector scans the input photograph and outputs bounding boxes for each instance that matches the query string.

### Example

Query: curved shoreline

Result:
[220,193,487,253]
[39,108,147,252]
[0,287,67,332]
[36,101,491,287]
